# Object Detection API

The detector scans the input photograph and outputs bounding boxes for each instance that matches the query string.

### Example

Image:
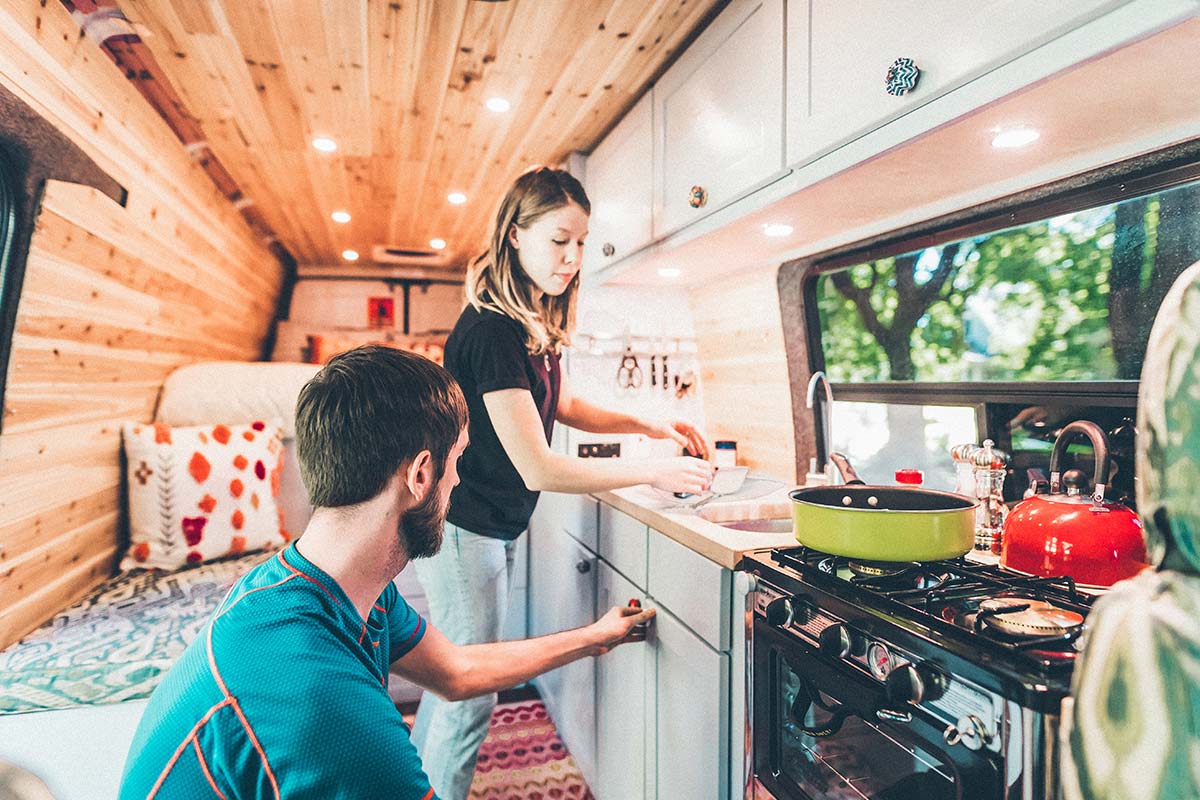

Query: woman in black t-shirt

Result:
[409,167,713,799]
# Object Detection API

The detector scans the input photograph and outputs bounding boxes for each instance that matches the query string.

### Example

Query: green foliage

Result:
[815,182,1200,383]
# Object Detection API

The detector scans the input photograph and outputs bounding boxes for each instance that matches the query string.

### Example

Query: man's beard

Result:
[399,482,448,560]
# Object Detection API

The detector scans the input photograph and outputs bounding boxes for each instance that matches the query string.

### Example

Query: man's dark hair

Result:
[295,345,469,507]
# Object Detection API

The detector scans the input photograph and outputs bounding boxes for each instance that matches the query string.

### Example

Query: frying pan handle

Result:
[828,452,865,486]
[1049,421,1110,502]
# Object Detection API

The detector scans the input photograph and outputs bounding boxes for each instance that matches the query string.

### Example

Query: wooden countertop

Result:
[591,484,798,570]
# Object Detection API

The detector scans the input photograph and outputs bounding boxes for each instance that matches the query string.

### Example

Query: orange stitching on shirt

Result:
[145,698,232,799]
[206,623,281,799]
[192,737,229,800]
[395,615,426,654]
[420,788,435,800]
[229,697,281,799]
[278,547,342,606]
[358,621,367,645]
[373,603,385,613]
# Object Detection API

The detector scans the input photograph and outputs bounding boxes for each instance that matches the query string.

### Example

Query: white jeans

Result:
[410,523,518,800]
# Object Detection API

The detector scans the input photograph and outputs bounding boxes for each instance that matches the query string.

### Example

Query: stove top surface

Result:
[745,546,1097,701]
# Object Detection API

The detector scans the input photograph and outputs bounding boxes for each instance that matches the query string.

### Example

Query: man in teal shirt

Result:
[120,346,653,799]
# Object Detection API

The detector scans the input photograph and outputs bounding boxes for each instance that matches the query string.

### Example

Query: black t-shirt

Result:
[443,305,561,539]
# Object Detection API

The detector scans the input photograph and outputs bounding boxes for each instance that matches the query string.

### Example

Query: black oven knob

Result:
[819,623,852,659]
[886,663,948,705]
[765,597,795,628]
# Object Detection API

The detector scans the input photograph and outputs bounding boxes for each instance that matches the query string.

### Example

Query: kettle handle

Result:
[1049,420,1110,503]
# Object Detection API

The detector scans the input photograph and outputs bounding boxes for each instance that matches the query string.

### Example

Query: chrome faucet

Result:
[805,371,834,479]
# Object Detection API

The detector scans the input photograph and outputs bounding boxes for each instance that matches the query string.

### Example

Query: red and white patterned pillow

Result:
[121,419,290,571]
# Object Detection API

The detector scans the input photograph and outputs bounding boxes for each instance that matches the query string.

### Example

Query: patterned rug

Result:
[405,700,594,800]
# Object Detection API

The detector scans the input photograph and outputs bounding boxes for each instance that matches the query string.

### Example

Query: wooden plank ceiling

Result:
[114,0,725,269]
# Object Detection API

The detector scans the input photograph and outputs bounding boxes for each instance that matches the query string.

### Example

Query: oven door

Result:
[753,621,1001,800]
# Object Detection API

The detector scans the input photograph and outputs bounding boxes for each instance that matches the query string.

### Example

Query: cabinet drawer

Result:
[655,0,785,237]
[791,0,1128,164]
[647,531,731,650]
[540,492,599,552]
[598,503,649,588]
[583,93,654,273]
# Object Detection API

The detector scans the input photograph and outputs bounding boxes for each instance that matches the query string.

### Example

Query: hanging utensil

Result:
[616,346,642,391]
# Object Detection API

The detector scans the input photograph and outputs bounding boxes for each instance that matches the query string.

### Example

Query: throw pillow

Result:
[122,419,289,571]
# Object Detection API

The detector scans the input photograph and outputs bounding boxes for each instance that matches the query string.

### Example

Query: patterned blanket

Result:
[0,551,270,715]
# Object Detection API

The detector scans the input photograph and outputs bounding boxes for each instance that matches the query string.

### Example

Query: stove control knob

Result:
[886,662,948,705]
[943,715,992,751]
[819,624,853,659]
[765,597,795,628]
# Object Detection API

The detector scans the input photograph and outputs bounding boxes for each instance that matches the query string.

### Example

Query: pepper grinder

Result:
[971,439,1011,553]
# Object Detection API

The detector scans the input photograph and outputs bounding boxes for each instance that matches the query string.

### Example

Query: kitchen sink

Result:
[714,518,793,534]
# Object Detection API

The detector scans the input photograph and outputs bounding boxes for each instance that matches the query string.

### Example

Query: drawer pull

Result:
[885,57,921,96]
[688,185,708,209]
[575,559,592,574]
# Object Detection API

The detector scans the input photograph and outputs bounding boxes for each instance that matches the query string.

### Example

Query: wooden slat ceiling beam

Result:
[112,0,727,269]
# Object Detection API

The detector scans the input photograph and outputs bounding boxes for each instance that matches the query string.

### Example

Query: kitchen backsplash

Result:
[564,285,705,460]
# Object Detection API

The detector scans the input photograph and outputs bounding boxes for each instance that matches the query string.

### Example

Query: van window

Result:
[811,176,1200,385]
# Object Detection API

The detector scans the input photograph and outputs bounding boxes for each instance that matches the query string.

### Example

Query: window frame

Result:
[800,142,1200,409]
[0,148,17,415]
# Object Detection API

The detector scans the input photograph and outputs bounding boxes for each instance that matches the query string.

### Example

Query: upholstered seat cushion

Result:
[0,550,269,715]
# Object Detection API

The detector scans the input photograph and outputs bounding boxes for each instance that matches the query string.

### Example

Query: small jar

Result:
[895,468,924,487]
[713,440,738,468]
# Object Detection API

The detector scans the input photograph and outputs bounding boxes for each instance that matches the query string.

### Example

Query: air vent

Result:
[371,244,454,268]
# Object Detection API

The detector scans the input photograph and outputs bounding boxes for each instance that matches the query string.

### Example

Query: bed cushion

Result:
[0,551,269,715]
[121,419,288,571]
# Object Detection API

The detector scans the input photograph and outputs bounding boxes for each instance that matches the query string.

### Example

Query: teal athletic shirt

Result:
[119,543,437,799]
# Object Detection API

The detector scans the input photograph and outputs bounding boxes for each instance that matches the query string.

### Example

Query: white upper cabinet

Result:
[654,0,786,238]
[583,94,654,274]
[787,0,1131,165]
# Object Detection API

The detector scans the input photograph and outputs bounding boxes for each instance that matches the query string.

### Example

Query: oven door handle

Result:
[787,676,855,738]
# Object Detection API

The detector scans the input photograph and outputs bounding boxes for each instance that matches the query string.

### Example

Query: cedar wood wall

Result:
[0,1,284,649]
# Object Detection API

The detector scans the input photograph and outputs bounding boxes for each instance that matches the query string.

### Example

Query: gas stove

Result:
[742,546,1095,800]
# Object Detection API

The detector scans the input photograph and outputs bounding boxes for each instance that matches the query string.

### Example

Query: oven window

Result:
[779,661,956,799]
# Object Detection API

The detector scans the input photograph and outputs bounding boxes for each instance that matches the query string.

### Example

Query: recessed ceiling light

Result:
[331,210,351,224]
[341,249,359,262]
[991,127,1040,149]
[312,136,338,153]
[447,191,467,205]
[657,267,682,279]
[762,223,794,237]
[430,238,447,250]
[486,97,511,113]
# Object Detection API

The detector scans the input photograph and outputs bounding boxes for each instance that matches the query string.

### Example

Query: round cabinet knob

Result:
[601,242,616,257]
[765,596,795,628]
[885,57,921,97]
[819,624,853,659]
[688,185,708,209]
[886,663,948,706]
[575,559,591,574]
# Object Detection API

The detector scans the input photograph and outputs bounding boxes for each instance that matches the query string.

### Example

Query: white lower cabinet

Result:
[529,518,598,787]
[595,561,652,799]
[651,607,731,800]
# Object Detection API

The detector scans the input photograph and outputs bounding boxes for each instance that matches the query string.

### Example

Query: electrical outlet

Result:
[578,443,621,458]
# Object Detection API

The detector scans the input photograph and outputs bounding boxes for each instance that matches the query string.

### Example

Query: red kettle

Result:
[1001,420,1149,588]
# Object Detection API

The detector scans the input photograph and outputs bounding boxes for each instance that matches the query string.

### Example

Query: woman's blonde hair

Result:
[466,167,590,354]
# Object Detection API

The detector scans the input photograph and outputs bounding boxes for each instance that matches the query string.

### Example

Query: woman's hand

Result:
[649,456,714,495]
[643,419,710,459]
[590,605,657,655]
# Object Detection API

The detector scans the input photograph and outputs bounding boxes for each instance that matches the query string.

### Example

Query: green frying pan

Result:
[790,454,977,561]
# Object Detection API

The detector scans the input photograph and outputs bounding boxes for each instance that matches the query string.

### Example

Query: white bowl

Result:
[710,466,749,495]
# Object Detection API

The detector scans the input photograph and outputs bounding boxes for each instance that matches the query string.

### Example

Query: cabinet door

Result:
[652,608,730,800]
[655,0,785,237]
[595,561,651,800]
[791,0,1127,165]
[584,93,654,273]
[527,526,598,787]
[598,503,649,588]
